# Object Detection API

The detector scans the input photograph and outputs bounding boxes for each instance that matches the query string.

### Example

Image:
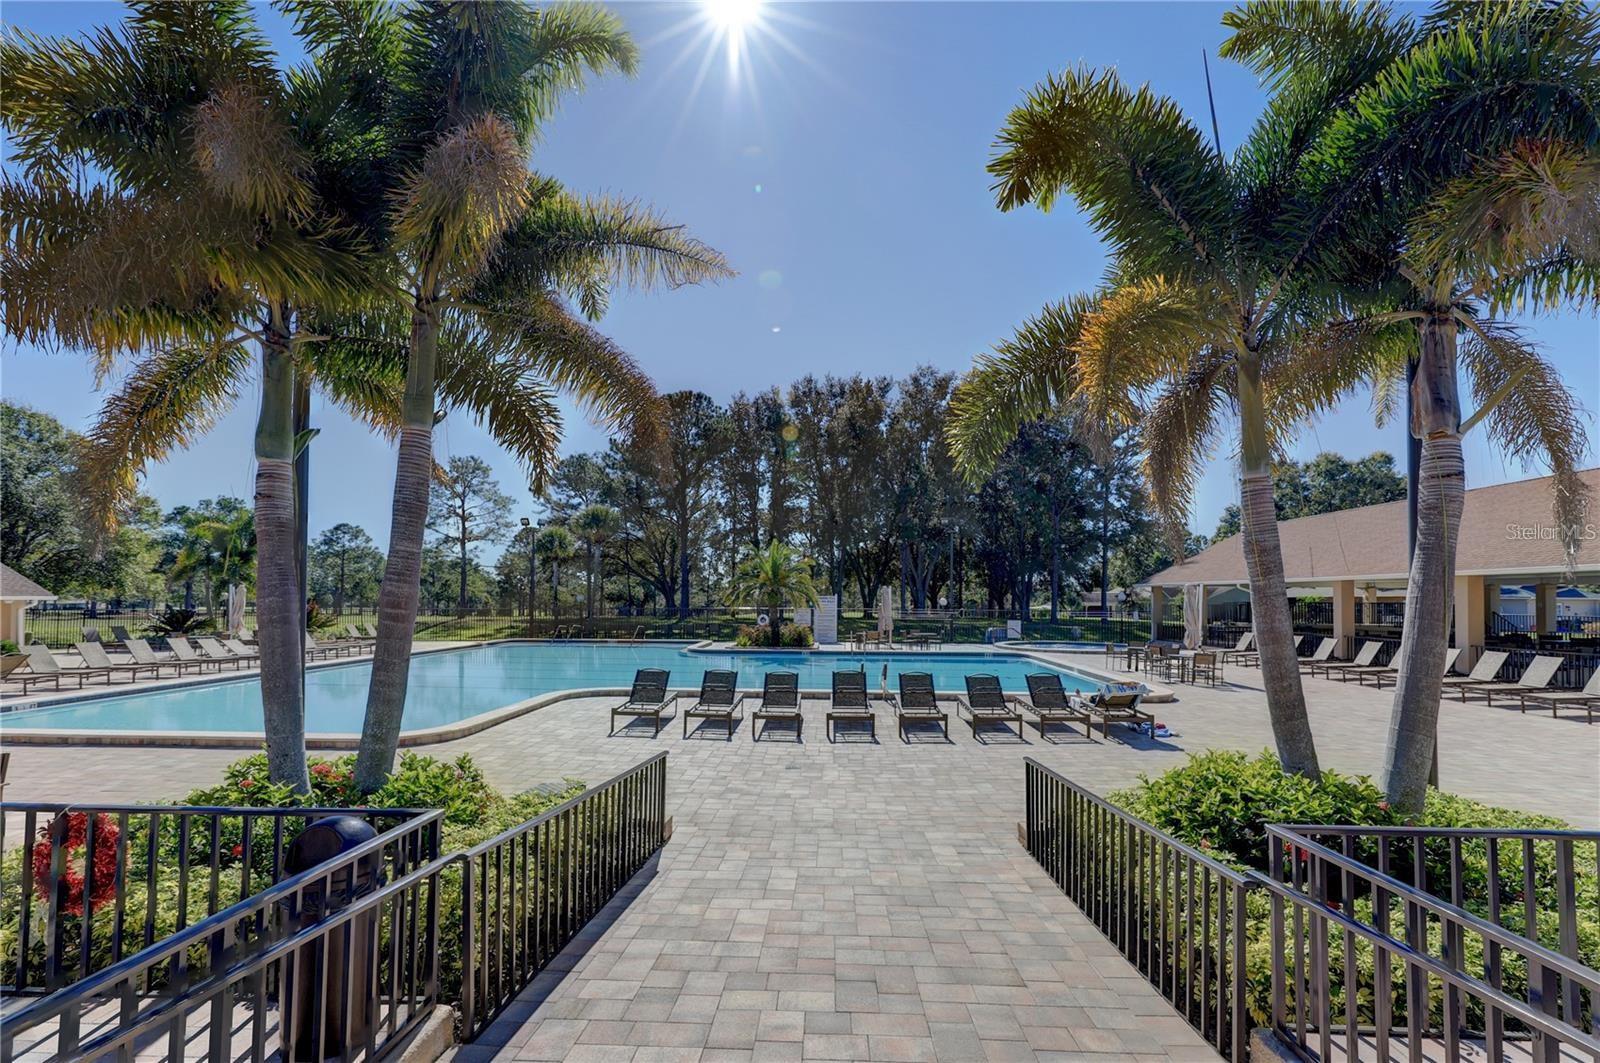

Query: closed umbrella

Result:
[227,584,246,639]
[877,586,894,646]
[1182,584,1203,650]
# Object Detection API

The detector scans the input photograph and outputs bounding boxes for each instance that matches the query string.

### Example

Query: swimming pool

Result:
[2,642,1099,735]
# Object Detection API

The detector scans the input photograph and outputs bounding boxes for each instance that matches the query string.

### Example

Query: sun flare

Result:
[702,0,764,32]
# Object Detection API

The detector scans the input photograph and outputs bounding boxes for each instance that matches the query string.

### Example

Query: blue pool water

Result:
[3,642,1097,735]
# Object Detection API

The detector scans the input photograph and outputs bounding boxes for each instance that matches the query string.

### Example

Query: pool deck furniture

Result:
[1020,673,1096,740]
[1187,650,1221,686]
[1070,688,1154,740]
[1517,668,1600,719]
[958,673,1025,740]
[683,669,742,740]
[893,671,950,742]
[1360,646,1462,689]
[1294,638,1339,674]
[75,640,164,681]
[305,634,361,660]
[224,638,264,662]
[609,668,677,736]
[825,669,877,742]
[198,637,257,668]
[1309,640,1383,680]
[1217,632,1254,665]
[344,624,376,645]
[751,671,803,741]
[167,637,229,673]
[124,637,209,677]
[0,652,34,687]
[1456,654,1563,705]
[363,622,378,638]
[13,643,116,691]
[1440,650,1512,698]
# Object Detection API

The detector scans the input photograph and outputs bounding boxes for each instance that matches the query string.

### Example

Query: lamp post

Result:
[520,517,536,638]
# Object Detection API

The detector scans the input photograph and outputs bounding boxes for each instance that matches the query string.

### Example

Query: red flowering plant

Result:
[31,812,121,916]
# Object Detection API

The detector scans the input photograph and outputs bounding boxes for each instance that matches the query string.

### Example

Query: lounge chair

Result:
[0,653,33,685]
[181,637,246,670]
[959,674,1025,740]
[751,672,803,741]
[167,637,229,672]
[825,669,877,742]
[1518,668,1600,721]
[12,643,115,691]
[1359,646,1461,689]
[609,668,677,736]
[198,637,257,668]
[1440,651,1511,698]
[1309,640,1382,680]
[344,623,375,644]
[1218,632,1254,665]
[363,622,379,638]
[223,638,261,662]
[683,669,743,739]
[1071,687,1154,740]
[124,638,207,677]
[1456,654,1563,705]
[75,641,164,681]
[111,625,138,645]
[305,634,358,660]
[1294,638,1338,674]
[1021,673,1096,740]
[893,672,950,742]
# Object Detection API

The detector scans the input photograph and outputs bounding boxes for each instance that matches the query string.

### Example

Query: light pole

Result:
[520,517,536,638]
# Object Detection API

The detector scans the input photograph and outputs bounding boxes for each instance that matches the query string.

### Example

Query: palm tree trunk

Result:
[254,316,309,793]
[356,298,439,793]
[1383,313,1464,813]
[1236,354,1321,778]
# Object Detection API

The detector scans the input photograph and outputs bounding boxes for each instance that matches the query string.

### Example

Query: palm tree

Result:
[2,4,379,792]
[1218,0,1598,810]
[572,504,621,621]
[535,526,578,624]
[349,1,732,793]
[727,543,820,648]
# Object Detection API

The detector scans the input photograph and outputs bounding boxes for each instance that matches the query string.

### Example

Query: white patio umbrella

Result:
[226,584,246,638]
[1182,584,1203,650]
[877,586,894,645]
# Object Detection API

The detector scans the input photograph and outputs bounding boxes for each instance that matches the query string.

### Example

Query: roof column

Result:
[1453,574,1487,668]
[1332,580,1357,659]
[1150,585,1169,641]
[1535,582,1558,635]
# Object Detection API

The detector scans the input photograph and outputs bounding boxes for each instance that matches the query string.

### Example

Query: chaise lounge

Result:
[958,674,1025,740]
[610,668,678,736]
[1455,654,1562,705]
[751,671,803,741]
[1517,668,1600,721]
[894,672,950,742]
[826,669,877,742]
[1020,673,1096,740]
[1071,687,1153,740]
[683,669,743,739]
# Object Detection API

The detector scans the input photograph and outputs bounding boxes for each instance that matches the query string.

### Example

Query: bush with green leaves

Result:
[732,623,814,648]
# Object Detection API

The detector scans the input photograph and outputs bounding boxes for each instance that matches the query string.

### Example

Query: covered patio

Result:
[1141,470,1600,689]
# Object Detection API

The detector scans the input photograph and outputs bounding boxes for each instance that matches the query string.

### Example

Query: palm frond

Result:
[1219,1,1417,91]
[1140,350,1233,544]
[945,295,1094,484]
[1456,317,1591,565]
[390,113,531,275]
[435,323,565,489]
[1074,276,1217,437]
[1259,314,1414,448]
[192,81,314,218]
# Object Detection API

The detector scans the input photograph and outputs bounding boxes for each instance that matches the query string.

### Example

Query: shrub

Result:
[148,607,211,636]
[732,623,814,648]
[0,640,18,654]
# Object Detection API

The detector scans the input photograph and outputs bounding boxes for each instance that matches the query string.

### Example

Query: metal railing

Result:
[1,809,446,1061]
[457,751,670,1039]
[1263,825,1600,1061]
[1,803,432,995]
[1022,759,1254,1059]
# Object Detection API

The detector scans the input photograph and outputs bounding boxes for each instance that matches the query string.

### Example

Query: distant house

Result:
[0,562,57,646]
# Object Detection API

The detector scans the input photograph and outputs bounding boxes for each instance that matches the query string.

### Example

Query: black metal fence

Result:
[457,751,670,1038]
[1,802,436,995]
[1262,825,1600,1061]
[1023,758,1253,1059]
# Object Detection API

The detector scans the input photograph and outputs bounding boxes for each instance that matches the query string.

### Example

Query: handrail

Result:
[3,809,445,1040]
[1276,822,1600,842]
[459,751,667,861]
[1253,874,1600,1053]
[1267,825,1600,989]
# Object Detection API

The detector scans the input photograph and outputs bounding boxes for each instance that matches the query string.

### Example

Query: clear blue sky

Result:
[4,1,1596,556]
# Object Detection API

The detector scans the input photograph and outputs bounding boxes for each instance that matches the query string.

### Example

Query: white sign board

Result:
[1006,619,1023,640]
[804,595,839,644]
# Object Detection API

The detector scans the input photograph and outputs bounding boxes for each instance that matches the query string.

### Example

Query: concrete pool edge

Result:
[0,639,1172,748]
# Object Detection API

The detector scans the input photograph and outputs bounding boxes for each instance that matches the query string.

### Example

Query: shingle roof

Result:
[1144,468,1600,588]
[0,562,56,601]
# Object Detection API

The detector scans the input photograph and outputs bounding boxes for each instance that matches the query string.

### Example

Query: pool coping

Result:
[0,638,1172,748]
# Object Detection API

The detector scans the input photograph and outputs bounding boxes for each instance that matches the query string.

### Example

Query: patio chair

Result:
[959,674,1025,740]
[893,671,950,742]
[1518,667,1600,721]
[75,640,164,682]
[1361,646,1461,689]
[1217,632,1254,665]
[1189,651,1222,686]
[125,637,208,677]
[225,638,263,662]
[1294,639,1339,674]
[110,624,138,646]
[198,637,258,668]
[184,637,248,670]
[1020,673,1096,740]
[1456,654,1563,705]
[609,668,677,736]
[1308,640,1382,679]
[364,622,379,638]
[683,669,743,740]
[0,653,32,684]
[12,643,115,691]
[304,634,358,660]
[1440,651,1511,698]
[826,669,877,742]
[344,623,375,644]
[751,671,803,741]
[1070,687,1154,740]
